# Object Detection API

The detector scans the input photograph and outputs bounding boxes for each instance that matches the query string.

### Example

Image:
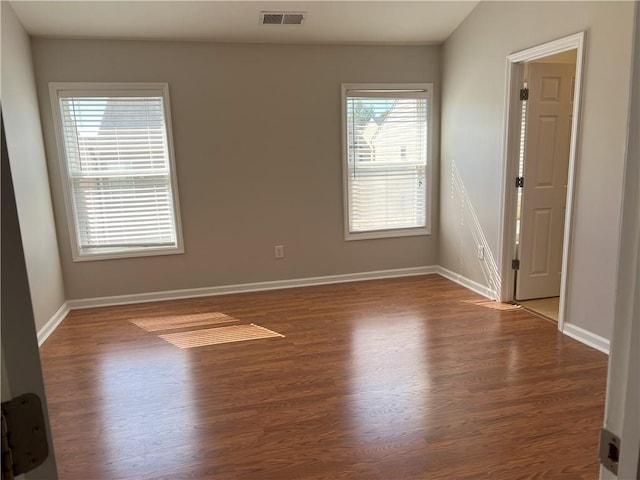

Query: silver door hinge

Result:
[1,393,49,480]
[512,259,520,270]
[520,87,529,101]
[516,177,524,188]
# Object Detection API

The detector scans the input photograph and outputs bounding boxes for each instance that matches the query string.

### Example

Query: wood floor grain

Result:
[39,275,608,479]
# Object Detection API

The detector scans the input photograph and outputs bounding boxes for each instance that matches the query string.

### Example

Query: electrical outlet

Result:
[477,245,485,260]
[274,245,284,259]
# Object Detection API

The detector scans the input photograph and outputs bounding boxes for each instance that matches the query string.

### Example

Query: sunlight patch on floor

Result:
[130,312,238,331]
[462,299,522,311]
[159,323,284,348]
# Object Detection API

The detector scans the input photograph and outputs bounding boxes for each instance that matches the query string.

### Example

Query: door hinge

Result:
[516,176,524,188]
[599,428,620,475]
[1,393,49,480]
[512,259,520,270]
[520,87,529,101]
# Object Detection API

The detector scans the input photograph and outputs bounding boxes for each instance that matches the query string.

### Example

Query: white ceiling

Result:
[11,1,479,45]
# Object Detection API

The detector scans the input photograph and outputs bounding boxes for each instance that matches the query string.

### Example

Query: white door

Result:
[516,62,575,300]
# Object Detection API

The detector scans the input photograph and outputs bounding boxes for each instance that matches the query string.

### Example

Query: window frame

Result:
[49,82,184,262]
[341,83,433,241]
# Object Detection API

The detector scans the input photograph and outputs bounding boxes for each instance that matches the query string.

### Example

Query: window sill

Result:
[345,227,430,241]
[72,245,184,262]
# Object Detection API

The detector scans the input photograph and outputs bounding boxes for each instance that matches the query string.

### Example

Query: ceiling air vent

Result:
[260,11,306,26]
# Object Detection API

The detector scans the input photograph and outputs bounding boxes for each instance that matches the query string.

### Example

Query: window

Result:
[342,84,431,240]
[50,83,183,261]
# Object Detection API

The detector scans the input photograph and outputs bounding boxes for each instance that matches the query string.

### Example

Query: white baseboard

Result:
[66,266,438,310]
[37,302,70,346]
[436,266,498,300]
[562,323,610,355]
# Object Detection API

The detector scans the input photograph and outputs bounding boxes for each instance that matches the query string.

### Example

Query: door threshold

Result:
[517,297,560,323]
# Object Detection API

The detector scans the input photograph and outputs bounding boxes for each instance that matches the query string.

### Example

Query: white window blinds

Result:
[345,87,429,237]
[53,85,182,259]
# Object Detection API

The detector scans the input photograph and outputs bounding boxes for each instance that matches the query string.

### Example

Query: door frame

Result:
[498,31,586,333]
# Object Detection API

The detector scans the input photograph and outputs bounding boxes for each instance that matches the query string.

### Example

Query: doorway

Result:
[515,51,578,322]
[499,32,586,333]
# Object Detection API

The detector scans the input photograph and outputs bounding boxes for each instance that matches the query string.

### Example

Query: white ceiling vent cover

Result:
[260,12,306,26]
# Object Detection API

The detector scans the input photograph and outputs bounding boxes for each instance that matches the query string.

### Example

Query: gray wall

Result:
[1,3,66,332]
[440,1,635,339]
[32,39,441,300]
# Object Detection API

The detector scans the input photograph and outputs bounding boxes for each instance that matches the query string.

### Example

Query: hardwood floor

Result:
[39,275,608,479]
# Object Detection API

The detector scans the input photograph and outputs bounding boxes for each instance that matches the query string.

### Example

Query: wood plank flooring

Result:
[39,275,608,479]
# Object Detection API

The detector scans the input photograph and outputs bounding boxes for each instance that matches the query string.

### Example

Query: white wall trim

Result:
[37,302,70,346]
[436,266,497,300]
[498,31,587,338]
[48,82,185,263]
[66,266,438,310]
[507,32,586,63]
[341,83,434,242]
[562,323,610,355]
